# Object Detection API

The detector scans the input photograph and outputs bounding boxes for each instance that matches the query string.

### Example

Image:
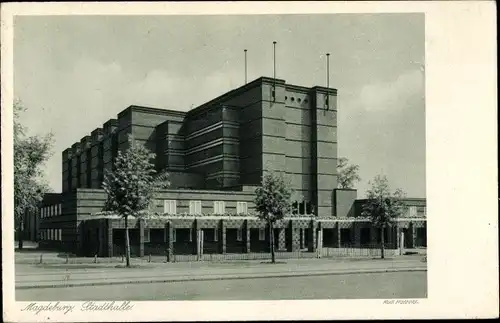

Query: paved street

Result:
[15,255,426,300]
[15,256,426,288]
[17,271,427,301]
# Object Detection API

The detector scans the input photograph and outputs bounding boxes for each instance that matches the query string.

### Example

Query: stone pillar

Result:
[196,226,203,260]
[245,220,251,253]
[278,228,286,251]
[337,222,341,248]
[98,219,106,257]
[300,228,306,249]
[138,218,145,257]
[107,219,113,257]
[399,230,405,255]
[308,220,317,252]
[409,222,416,249]
[370,226,378,246]
[316,228,323,258]
[165,221,174,262]
[354,223,361,247]
[395,225,401,251]
[221,220,226,254]
[290,221,300,252]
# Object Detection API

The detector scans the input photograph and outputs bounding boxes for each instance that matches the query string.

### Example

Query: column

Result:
[411,222,417,248]
[354,223,361,247]
[317,228,323,258]
[165,221,174,262]
[106,219,113,257]
[196,222,203,261]
[337,222,341,248]
[290,221,300,252]
[308,220,317,252]
[370,226,378,247]
[400,230,405,255]
[278,228,286,251]
[221,220,226,254]
[300,228,305,249]
[99,219,106,257]
[245,220,251,253]
[138,218,145,257]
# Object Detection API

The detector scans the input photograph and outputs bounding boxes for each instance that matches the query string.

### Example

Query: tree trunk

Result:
[269,221,276,263]
[380,226,385,259]
[125,215,131,267]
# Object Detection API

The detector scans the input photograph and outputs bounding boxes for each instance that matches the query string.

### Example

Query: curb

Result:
[16,267,427,290]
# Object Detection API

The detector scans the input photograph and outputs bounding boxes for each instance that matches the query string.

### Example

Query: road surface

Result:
[17,271,426,301]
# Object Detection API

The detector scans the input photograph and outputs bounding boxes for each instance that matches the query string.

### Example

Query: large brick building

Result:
[29,76,426,258]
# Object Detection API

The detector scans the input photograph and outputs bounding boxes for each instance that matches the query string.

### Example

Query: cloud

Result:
[338,68,426,198]
[357,68,425,112]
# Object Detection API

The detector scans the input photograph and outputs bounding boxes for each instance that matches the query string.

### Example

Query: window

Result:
[41,207,45,218]
[236,228,243,241]
[305,201,312,214]
[189,201,202,215]
[59,204,62,215]
[49,206,52,217]
[213,201,225,214]
[259,228,266,241]
[423,207,427,216]
[59,229,62,241]
[164,200,177,215]
[236,202,248,214]
[172,229,176,242]
[409,206,417,217]
[144,229,150,243]
[299,201,305,215]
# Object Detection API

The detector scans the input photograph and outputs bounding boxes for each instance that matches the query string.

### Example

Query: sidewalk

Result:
[16,257,427,289]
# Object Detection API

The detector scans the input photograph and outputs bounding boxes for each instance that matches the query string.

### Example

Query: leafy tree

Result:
[102,135,169,267]
[14,100,53,249]
[337,157,361,189]
[254,171,293,263]
[361,175,408,259]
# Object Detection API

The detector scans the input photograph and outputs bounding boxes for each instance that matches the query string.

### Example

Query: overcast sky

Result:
[14,14,425,198]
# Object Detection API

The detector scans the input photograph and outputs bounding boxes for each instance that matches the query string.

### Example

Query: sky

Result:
[14,14,425,198]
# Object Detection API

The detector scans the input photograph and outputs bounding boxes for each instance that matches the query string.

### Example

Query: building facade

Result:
[29,76,426,257]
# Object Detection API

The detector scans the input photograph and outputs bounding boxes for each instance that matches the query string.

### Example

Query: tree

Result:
[337,157,361,189]
[102,135,169,267]
[14,100,53,249]
[361,175,408,259]
[254,171,293,263]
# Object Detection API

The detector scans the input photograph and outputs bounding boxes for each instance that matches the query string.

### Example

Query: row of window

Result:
[407,206,427,217]
[40,229,62,241]
[163,200,248,215]
[40,204,62,218]
[163,228,266,242]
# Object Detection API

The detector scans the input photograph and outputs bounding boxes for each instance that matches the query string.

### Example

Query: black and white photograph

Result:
[1,1,498,321]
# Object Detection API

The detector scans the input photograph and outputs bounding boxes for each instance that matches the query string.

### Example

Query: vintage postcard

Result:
[1,1,498,321]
